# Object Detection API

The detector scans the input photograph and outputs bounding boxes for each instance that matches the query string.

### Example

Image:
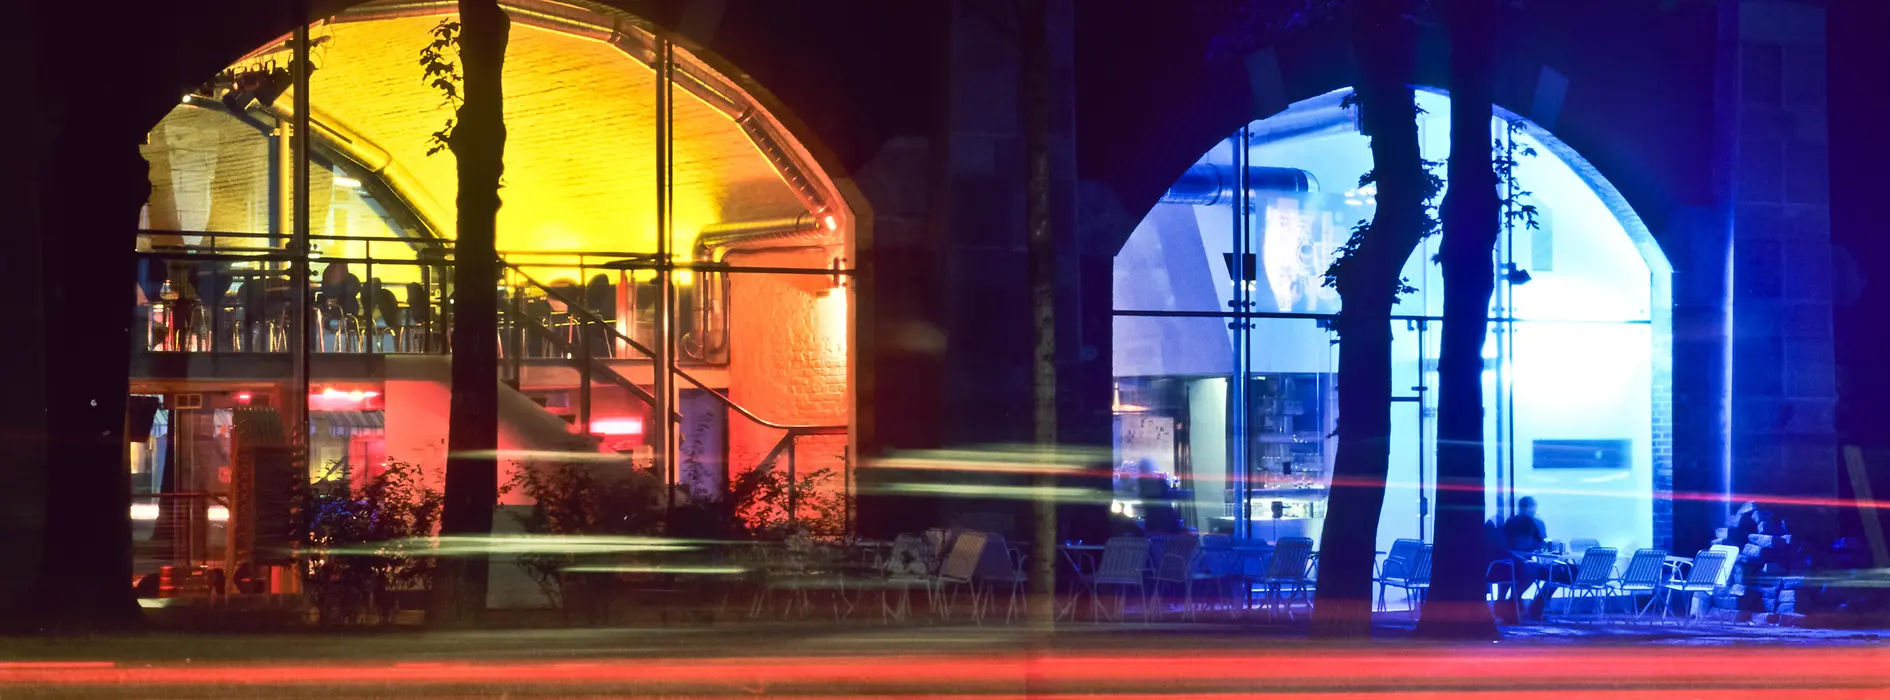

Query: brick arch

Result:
[1077,4,1714,268]
[147,0,865,217]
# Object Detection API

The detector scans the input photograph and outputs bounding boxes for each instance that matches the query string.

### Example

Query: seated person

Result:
[1502,496,1570,622]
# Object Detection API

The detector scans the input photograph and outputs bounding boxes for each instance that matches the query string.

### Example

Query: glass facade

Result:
[1113,89,1667,586]
[129,1,854,596]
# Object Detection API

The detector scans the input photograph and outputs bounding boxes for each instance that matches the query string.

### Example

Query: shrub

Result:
[293,460,441,624]
[501,460,664,617]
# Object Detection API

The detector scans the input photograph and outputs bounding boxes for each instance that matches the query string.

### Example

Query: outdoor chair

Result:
[1568,538,1601,564]
[878,533,936,623]
[973,533,1028,624]
[1255,536,1318,622]
[922,528,951,612]
[1373,538,1427,612]
[1611,548,1669,621]
[1197,536,1245,615]
[1657,547,1734,625]
[1084,536,1151,623]
[1562,547,1618,619]
[751,535,860,621]
[1148,535,1204,620]
[1486,557,1523,623]
[935,531,986,621]
[1377,544,1432,621]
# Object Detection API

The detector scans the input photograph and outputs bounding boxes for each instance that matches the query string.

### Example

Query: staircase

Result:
[494,261,847,531]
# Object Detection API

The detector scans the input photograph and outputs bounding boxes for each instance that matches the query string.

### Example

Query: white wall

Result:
[1188,378,1229,531]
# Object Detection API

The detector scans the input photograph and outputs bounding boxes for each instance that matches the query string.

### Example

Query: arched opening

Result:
[1112,88,1670,595]
[129,0,856,601]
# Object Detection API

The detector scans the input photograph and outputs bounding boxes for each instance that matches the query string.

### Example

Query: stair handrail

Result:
[499,259,844,434]
[499,296,671,417]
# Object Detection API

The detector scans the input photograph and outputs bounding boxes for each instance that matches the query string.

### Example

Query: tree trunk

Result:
[1017,0,1059,634]
[1311,0,1426,639]
[1416,0,1502,640]
[12,81,146,636]
[432,0,508,628]
[1,0,154,632]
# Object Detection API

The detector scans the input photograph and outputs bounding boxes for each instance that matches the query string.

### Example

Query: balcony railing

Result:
[134,229,850,534]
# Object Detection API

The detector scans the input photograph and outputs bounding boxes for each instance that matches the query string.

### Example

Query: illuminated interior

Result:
[1114,88,1668,593]
[130,0,855,594]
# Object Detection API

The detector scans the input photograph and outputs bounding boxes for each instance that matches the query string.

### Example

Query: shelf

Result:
[1248,487,1327,499]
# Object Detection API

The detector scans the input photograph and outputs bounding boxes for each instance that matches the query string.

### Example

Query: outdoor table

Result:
[1230,542,1279,611]
[1056,544,1106,621]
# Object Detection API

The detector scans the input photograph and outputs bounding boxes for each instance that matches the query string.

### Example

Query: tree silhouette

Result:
[428,0,508,628]
[1416,0,1502,640]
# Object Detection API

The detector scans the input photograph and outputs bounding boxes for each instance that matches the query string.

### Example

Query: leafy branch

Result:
[1321,158,1445,301]
[419,18,463,156]
[1495,118,1541,236]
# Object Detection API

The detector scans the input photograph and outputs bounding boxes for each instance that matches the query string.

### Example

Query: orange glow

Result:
[591,418,644,436]
[822,213,838,231]
[816,285,848,348]
[309,386,382,411]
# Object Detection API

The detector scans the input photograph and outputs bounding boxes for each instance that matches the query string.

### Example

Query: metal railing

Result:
[130,230,851,533]
[499,260,847,530]
[135,229,450,355]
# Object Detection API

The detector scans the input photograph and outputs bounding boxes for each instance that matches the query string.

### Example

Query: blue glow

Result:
[1113,87,1670,579]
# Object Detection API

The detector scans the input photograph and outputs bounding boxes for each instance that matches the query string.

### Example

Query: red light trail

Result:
[5,647,1886,697]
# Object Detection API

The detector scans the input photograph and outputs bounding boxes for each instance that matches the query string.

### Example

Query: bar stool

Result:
[318,297,366,353]
[371,287,404,353]
[147,298,176,351]
[217,294,245,352]
[182,302,211,352]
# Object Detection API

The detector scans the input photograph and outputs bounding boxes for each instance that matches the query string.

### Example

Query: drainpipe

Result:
[687,212,837,361]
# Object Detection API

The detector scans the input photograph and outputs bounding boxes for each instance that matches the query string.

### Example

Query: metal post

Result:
[1230,126,1253,539]
[290,19,312,480]
[787,435,798,529]
[654,36,676,516]
[508,284,524,386]
[1416,318,1429,541]
[1499,126,1518,519]
[578,318,592,437]
[420,262,433,353]
[365,249,375,353]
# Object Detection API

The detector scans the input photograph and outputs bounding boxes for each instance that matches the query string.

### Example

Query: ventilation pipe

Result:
[686,212,838,361]
[1160,164,1318,206]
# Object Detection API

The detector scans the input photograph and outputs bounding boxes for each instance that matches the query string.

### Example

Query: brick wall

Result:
[1719,0,1838,545]
[725,247,850,512]
[1651,284,1677,551]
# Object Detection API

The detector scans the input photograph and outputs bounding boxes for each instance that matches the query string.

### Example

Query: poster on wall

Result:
[678,389,729,498]
[1114,414,1176,480]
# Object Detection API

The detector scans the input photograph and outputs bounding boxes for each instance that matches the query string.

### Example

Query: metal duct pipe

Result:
[1160,164,1317,206]
[696,212,832,259]
[686,213,838,362]
[735,113,829,215]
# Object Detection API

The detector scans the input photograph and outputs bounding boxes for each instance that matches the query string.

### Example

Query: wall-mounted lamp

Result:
[1503,262,1533,286]
[822,257,848,295]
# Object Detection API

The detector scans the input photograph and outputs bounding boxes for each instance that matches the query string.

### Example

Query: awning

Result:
[315,410,385,437]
